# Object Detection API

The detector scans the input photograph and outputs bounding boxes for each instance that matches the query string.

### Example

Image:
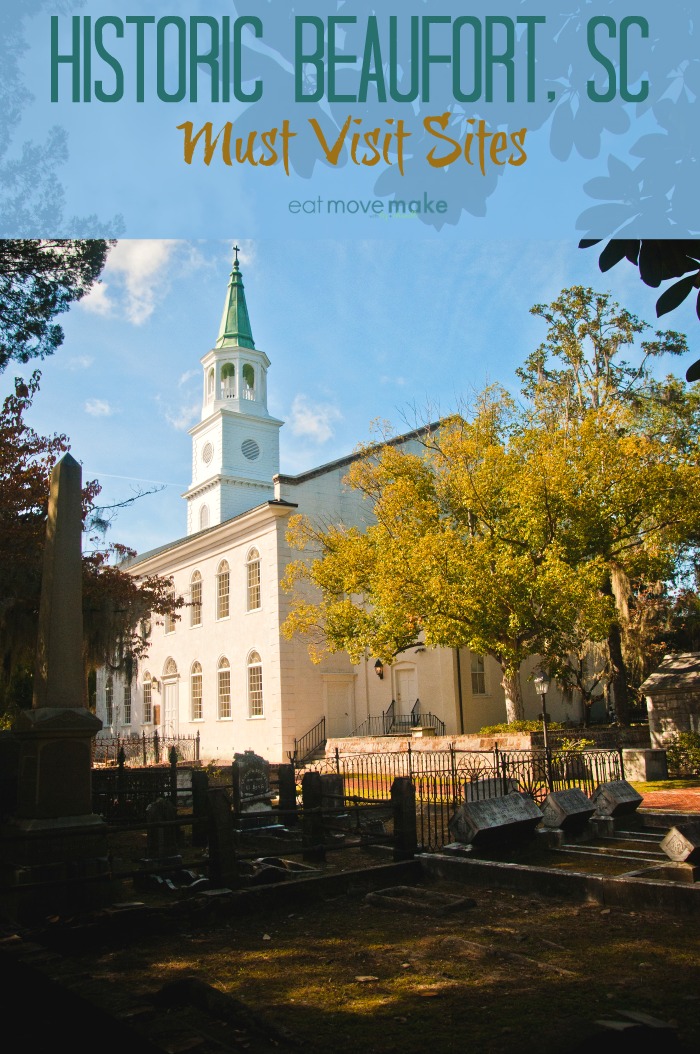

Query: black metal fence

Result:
[92,731,200,767]
[350,699,447,738]
[301,743,624,851]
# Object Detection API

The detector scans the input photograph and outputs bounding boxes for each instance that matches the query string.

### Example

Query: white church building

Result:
[96,252,574,763]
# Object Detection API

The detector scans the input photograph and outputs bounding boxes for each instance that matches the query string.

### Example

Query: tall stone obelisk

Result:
[5,453,107,917]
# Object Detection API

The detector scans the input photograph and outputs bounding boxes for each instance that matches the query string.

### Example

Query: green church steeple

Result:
[216,245,255,350]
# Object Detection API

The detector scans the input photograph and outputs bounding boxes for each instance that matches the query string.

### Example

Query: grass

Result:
[629,777,700,795]
[37,878,700,1054]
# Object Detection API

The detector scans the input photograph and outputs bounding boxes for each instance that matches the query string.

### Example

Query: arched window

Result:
[105,676,114,725]
[207,367,215,400]
[142,673,152,724]
[247,650,263,717]
[221,362,235,397]
[199,504,210,531]
[246,547,261,611]
[190,570,202,627]
[163,657,178,677]
[165,580,177,634]
[123,682,132,725]
[242,363,255,399]
[216,560,230,619]
[191,661,203,721]
[218,657,231,718]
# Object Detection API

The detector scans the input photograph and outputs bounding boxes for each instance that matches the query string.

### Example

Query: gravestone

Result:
[320,773,345,813]
[590,779,643,817]
[365,886,476,916]
[540,787,595,832]
[448,791,542,848]
[145,797,182,866]
[660,821,700,864]
[232,750,273,829]
[206,788,238,887]
[463,777,518,802]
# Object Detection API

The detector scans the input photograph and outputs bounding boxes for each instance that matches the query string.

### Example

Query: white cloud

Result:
[289,394,342,444]
[80,240,188,326]
[84,398,114,417]
[165,401,200,431]
[178,369,198,387]
[63,354,94,370]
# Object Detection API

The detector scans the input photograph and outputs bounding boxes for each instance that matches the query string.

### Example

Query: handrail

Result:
[292,716,327,765]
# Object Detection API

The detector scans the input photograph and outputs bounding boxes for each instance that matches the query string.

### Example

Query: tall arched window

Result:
[190,570,202,627]
[207,367,215,400]
[218,657,231,718]
[216,560,230,619]
[123,682,132,725]
[165,580,177,634]
[247,650,263,717]
[105,676,114,725]
[191,662,203,721]
[142,673,152,723]
[246,547,261,611]
[242,363,255,399]
[199,505,210,531]
[221,362,235,397]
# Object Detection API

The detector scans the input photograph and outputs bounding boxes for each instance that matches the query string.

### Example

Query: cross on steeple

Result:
[233,244,240,267]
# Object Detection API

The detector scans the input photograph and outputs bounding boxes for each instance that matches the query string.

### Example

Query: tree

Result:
[521,287,700,721]
[283,289,700,726]
[0,373,180,723]
[0,240,112,373]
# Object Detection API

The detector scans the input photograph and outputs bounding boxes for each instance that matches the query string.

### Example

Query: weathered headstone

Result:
[145,797,182,866]
[277,763,298,827]
[590,779,643,817]
[463,777,518,802]
[206,788,238,887]
[320,773,345,813]
[448,792,542,848]
[660,821,700,864]
[540,787,596,832]
[391,776,417,861]
[232,749,273,829]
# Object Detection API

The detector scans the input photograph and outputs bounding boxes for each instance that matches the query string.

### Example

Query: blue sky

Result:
[3,238,698,558]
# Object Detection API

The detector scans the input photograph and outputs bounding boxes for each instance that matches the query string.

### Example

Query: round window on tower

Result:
[242,439,260,461]
[202,442,214,465]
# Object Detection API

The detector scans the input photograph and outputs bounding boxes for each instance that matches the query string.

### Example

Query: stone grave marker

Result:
[232,749,273,829]
[463,777,518,802]
[364,886,476,916]
[660,820,700,864]
[320,773,345,813]
[145,797,182,866]
[590,779,643,817]
[206,788,238,887]
[540,787,596,832]
[448,791,542,848]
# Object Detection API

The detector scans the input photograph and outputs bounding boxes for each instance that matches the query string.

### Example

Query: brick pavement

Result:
[641,787,700,813]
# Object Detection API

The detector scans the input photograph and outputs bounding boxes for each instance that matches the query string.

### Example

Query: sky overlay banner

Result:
[4,0,699,239]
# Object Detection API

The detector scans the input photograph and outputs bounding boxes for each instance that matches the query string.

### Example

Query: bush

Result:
[558,738,595,752]
[477,720,565,735]
[666,732,700,777]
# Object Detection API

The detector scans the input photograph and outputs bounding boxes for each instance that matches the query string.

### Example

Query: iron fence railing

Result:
[290,717,326,765]
[92,731,200,767]
[350,699,446,738]
[300,744,624,851]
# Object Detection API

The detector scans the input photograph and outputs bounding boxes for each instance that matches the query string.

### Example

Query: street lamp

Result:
[534,669,553,791]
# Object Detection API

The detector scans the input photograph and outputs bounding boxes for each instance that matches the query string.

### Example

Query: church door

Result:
[324,678,356,738]
[395,666,417,716]
[163,680,179,736]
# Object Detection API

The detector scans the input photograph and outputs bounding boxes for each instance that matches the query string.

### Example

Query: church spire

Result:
[216,245,255,350]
